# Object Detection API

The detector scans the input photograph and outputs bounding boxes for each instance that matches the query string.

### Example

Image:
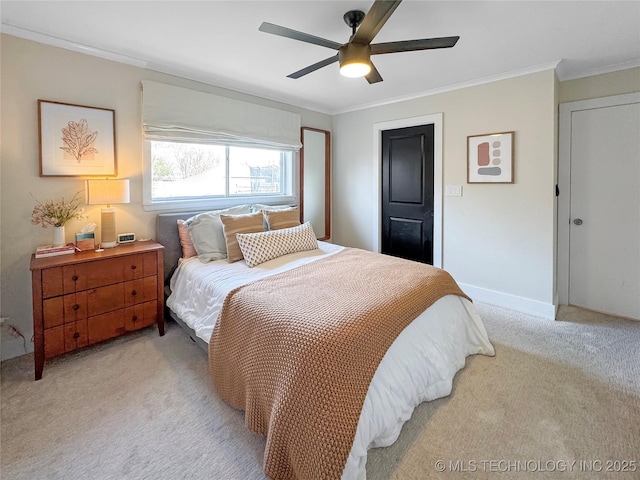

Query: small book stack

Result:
[35,244,77,258]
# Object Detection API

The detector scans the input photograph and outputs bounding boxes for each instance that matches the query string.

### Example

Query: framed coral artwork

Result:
[38,100,116,176]
[467,131,514,184]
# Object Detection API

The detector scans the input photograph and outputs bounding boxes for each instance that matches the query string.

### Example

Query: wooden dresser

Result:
[30,241,165,380]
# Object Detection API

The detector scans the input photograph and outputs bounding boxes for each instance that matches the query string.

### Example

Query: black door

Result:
[381,124,434,264]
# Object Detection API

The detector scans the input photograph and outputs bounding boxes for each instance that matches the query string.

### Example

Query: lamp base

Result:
[101,207,118,248]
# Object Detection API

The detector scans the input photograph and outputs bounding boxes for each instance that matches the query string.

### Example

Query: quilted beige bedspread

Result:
[209,247,470,480]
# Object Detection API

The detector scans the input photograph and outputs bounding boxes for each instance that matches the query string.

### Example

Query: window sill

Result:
[142,195,298,212]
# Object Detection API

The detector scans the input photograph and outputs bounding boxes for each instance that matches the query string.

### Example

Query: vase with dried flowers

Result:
[31,191,86,246]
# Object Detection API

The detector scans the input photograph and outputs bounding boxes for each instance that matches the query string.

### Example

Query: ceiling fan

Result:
[258,0,460,84]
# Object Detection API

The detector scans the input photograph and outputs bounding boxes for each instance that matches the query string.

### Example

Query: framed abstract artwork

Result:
[38,100,116,177]
[467,131,514,184]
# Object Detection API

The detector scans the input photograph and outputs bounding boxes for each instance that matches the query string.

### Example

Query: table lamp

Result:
[85,179,130,248]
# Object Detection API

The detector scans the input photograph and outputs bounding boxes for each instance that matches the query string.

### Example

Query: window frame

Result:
[142,140,298,212]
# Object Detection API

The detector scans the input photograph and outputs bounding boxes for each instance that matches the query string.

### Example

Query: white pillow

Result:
[251,203,296,213]
[185,205,251,262]
[236,222,318,268]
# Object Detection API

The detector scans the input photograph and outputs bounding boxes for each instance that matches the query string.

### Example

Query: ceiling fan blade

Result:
[287,54,340,79]
[371,36,460,55]
[351,0,402,45]
[365,62,383,84]
[259,22,342,50]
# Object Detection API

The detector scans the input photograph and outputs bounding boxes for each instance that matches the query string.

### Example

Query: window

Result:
[143,141,295,210]
[141,81,301,210]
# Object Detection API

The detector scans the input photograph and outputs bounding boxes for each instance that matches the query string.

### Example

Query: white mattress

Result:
[167,242,495,479]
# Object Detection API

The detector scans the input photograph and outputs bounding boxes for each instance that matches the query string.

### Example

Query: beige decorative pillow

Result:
[236,222,318,268]
[263,207,301,230]
[220,212,265,263]
[177,219,197,259]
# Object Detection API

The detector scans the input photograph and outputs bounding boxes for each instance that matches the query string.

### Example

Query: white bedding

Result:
[167,241,495,480]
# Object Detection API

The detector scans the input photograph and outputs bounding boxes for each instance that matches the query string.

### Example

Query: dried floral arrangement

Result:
[31,191,86,228]
[60,119,98,162]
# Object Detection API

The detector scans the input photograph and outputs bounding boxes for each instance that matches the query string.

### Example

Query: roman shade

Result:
[141,80,302,151]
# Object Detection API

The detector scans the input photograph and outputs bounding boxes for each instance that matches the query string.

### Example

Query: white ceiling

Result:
[2,1,639,114]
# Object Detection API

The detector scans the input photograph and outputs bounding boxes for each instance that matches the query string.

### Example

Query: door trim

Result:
[557,92,640,305]
[373,113,443,267]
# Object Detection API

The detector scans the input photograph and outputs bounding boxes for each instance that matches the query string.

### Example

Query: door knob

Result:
[573,218,583,225]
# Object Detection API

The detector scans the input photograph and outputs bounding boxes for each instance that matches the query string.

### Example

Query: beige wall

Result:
[0,34,331,360]
[558,67,640,103]
[332,70,558,316]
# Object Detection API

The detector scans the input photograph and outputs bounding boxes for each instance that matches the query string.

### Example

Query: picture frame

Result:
[38,100,116,177]
[467,131,514,184]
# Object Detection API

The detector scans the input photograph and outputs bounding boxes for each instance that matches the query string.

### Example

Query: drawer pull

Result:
[72,304,80,311]
[131,290,137,296]
[131,265,137,270]
[132,315,138,322]
[72,275,79,281]
[73,332,80,339]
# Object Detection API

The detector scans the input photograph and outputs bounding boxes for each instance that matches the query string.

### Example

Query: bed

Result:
[157,209,494,480]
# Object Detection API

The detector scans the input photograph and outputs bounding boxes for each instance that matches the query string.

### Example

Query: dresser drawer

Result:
[86,257,125,288]
[123,252,158,281]
[124,277,157,306]
[42,297,64,329]
[125,301,158,332]
[88,310,126,344]
[42,263,88,298]
[43,319,88,358]
[87,283,125,316]
[44,325,64,359]
[65,319,89,352]
[43,291,88,329]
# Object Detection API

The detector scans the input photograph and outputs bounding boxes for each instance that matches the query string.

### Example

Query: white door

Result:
[568,100,640,320]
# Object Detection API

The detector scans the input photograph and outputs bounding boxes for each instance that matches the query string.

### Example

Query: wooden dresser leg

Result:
[35,351,44,381]
[32,269,45,380]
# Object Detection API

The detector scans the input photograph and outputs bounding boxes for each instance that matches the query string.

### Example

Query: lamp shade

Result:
[85,179,130,206]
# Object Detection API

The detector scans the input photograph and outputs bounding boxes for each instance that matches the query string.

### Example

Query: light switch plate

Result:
[445,185,463,197]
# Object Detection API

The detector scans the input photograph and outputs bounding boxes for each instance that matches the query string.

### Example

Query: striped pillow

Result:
[263,207,301,230]
[236,222,318,268]
[220,212,265,263]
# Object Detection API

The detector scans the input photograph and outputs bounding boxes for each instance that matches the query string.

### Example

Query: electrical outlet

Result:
[0,316,8,326]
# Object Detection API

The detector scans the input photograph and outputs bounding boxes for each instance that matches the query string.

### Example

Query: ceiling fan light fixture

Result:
[339,43,371,78]
[340,60,371,78]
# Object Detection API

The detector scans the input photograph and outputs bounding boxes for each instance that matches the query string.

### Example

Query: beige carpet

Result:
[1,303,638,480]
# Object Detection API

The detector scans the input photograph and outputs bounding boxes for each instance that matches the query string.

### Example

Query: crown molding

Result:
[1,23,148,68]
[331,60,562,115]
[556,58,640,82]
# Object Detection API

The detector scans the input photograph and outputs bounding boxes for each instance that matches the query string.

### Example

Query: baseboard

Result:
[459,283,557,320]
[1,338,34,362]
